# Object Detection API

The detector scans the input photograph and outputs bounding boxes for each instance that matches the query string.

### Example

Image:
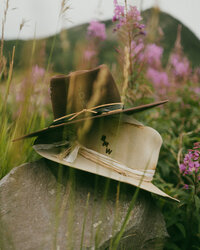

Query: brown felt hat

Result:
[13,64,167,141]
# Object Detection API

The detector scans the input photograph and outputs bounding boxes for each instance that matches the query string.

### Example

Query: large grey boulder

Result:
[0,159,168,250]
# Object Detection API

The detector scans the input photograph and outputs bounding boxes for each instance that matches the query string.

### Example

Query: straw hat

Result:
[14,65,178,201]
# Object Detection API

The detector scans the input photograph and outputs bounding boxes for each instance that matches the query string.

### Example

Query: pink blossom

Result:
[179,142,200,178]
[193,87,200,95]
[128,6,142,22]
[180,163,187,173]
[194,142,200,149]
[32,65,45,82]
[131,40,144,57]
[112,0,125,22]
[145,44,163,67]
[170,53,190,77]
[112,0,144,33]
[84,49,96,61]
[183,184,189,189]
[16,80,26,102]
[147,68,169,87]
[87,20,106,41]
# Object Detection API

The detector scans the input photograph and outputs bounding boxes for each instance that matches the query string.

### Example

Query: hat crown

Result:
[50,65,121,120]
[83,117,163,179]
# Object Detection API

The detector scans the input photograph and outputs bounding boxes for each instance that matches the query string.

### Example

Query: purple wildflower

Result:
[183,184,189,190]
[112,0,125,23]
[193,87,200,95]
[87,20,106,41]
[131,40,144,58]
[112,0,144,33]
[16,79,26,102]
[170,53,190,77]
[32,65,45,82]
[84,49,96,61]
[180,163,187,173]
[179,142,200,176]
[145,44,163,68]
[194,142,200,149]
[147,68,169,87]
[128,6,142,22]
[146,68,170,96]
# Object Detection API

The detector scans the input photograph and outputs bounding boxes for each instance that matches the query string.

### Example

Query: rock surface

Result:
[0,159,168,250]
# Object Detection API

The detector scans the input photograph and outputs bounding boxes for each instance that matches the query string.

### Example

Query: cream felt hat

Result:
[33,116,178,201]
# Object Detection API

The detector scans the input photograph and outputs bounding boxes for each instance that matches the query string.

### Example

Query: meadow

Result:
[0,0,200,249]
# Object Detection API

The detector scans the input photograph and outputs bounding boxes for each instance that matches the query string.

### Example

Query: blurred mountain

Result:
[3,8,200,74]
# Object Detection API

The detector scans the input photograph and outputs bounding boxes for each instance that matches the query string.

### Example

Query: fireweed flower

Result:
[112,0,125,23]
[112,0,145,33]
[146,68,169,96]
[32,65,45,82]
[84,49,96,61]
[193,87,200,95]
[179,142,200,190]
[85,20,106,66]
[144,44,163,68]
[131,39,144,58]
[112,0,146,82]
[87,20,106,41]
[170,53,190,77]
[147,68,169,87]
[183,184,189,190]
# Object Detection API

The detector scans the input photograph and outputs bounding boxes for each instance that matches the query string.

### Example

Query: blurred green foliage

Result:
[135,84,200,249]
[3,9,200,75]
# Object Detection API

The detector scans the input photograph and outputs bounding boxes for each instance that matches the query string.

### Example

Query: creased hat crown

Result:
[50,65,121,120]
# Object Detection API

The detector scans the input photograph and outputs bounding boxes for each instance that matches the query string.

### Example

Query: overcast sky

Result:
[1,0,200,40]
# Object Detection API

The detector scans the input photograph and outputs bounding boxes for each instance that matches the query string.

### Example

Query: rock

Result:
[0,159,168,250]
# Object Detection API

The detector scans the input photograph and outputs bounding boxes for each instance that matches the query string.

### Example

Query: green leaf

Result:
[194,195,200,210]
[165,241,180,250]
[176,223,186,238]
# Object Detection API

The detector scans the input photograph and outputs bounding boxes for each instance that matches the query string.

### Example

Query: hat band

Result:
[51,103,123,126]
[62,143,155,182]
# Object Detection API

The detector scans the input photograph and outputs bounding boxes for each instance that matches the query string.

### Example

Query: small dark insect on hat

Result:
[13,65,178,201]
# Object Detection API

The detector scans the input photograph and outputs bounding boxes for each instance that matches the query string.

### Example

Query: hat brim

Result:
[34,146,179,202]
[13,100,168,142]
